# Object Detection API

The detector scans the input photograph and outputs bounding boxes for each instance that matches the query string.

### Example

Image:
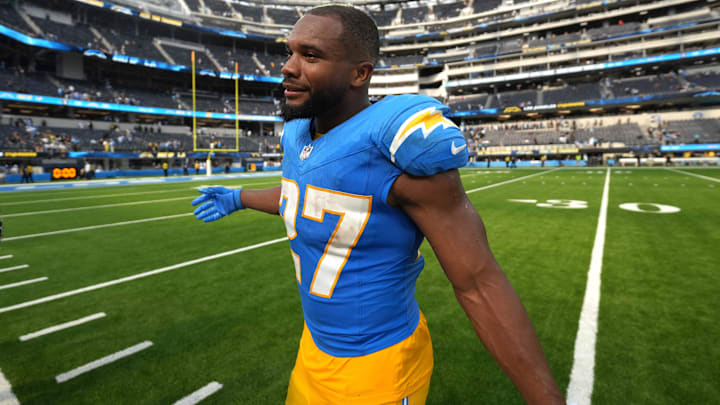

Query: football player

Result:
[193,5,564,405]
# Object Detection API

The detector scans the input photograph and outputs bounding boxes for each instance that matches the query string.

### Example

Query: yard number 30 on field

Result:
[509,199,681,214]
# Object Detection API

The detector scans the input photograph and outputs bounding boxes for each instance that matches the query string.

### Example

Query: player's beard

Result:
[280,86,340,122]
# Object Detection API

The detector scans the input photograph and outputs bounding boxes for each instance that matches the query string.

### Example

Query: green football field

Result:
[0,167,718,404]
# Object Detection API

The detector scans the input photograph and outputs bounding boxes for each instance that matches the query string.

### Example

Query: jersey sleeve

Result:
[373,95,468,176]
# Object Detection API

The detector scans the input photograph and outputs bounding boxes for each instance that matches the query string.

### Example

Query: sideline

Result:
[566,168,611,405]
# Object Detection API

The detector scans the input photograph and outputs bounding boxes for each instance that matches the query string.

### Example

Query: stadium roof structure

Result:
[112,0,416,11]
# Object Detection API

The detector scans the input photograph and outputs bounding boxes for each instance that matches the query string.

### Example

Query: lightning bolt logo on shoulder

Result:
[389,107,457,163]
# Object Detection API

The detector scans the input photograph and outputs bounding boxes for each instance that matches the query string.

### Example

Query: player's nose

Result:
[281,53,300,78]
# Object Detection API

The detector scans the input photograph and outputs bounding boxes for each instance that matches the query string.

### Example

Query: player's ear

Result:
[350,61,374,88]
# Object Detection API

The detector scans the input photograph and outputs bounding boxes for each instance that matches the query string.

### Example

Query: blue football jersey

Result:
[280,94,468,357]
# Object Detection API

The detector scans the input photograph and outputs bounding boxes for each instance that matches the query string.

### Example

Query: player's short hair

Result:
[307,4,379,65]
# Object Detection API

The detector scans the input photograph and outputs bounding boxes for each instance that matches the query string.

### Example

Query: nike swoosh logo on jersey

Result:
[451,141,467,155]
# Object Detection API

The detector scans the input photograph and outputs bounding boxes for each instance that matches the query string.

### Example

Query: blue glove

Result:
[191,186,244,222]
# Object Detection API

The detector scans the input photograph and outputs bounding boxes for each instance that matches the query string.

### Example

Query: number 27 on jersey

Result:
[280,178,372,299]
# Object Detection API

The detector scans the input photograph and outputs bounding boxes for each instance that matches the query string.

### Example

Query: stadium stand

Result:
[0,5,33,34]
[0,119,275,153]
[665,119,720,144]
[178,91,278,115]
[203,0,233,16]
[433,1,465,20]
[468,122,652,148]
[473,0,502,14]
[495,90,537,108]
[30,17,95,49]
[370,8,398,27]
[543,83,602,105]
[204,44,262,74]
[686,70,720,89]
[611,74,684,97]
[649,12,714,29]
[450,95,489,111]
[586,22,642,40]
[574,123,648,146]
[381,54,424,66]
[108,29,166,61]
[266,6,299,25]
[0,69,56,96]
[231,3,264,22]
[401,5,426,24]
[528,33,582,49]
[184,0,202,13]
[256,52,285,76]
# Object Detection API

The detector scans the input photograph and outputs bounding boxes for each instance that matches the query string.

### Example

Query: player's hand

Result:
[191,186,244,222]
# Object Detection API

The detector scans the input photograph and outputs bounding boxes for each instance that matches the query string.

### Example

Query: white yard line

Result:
[2,213,193,241]
[55,341,153,383]
[460,170,510,177]
[0,189,187,206]
[173,382,224,405]
[19,313,107,342]
[0,237,288,314]
[0,265,28,274]
[0,256,12,260]
[666,168,720,183]
[3,196,191,218]
[0,277,48,291]
[0,368,20,405]
[567,168,611,405]
[466,168,559,193]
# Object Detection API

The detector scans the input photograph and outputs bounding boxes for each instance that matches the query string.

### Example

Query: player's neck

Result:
[312,98,370,139]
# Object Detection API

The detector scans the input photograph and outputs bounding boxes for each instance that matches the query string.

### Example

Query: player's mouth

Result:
[283,82,308,98]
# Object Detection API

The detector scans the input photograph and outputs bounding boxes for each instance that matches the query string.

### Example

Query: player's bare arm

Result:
[240,186,281,215]
[388,169,565,405]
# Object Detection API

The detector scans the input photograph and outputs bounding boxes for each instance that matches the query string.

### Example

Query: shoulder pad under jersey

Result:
[373,95,468,176]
